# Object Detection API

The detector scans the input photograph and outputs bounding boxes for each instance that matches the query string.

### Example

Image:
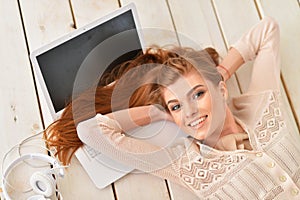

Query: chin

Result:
[194,132,207,141]
[184,128,207,141]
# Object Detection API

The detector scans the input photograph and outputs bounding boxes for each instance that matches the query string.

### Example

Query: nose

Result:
[184,101,198,118]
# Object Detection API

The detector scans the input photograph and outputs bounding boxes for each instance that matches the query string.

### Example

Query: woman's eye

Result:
[171,104,180,111]
[193,91,205,99]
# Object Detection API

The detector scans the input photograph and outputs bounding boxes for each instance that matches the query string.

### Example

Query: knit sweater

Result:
[77,17,300,199]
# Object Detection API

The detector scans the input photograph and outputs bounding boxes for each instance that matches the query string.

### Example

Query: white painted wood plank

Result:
[114,173,171,200]
[213,0,260,48]
[213,0,299,132]
[168,0,220,52]
[70,0,119,28]
[0,0,43,169]
[0,0,44,198]
[57,157,115,200]
[167,181,199,200]
[19,0,75,51]
[19,1,115,199]
[121,0,178,47]
[19,0,75,127]
[256,0,300,128]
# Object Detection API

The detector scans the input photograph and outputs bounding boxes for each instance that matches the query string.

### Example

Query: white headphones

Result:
[2,153,64,200]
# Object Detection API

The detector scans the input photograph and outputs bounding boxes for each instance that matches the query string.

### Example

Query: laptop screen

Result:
[35,9,143,113]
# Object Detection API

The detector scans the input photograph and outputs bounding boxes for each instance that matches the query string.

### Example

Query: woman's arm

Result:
[218,17,281,92]
[106,105,173,131]
[217,48,244,81]
[77,112,187,186]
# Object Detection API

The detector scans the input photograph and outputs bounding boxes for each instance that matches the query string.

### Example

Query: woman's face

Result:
[163,71,226,140]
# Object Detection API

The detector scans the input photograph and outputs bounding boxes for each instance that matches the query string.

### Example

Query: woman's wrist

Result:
[217,65,231,81]
[218,48,245,81]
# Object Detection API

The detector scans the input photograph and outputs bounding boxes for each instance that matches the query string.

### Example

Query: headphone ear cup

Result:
[30,171,56,198]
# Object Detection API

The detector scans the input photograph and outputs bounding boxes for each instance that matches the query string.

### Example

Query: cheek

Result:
[199,93,212,110]
[170,112,182,126]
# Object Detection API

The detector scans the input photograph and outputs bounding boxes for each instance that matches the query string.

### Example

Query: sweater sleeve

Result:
[231,16,281,93]
[77,113,195,186]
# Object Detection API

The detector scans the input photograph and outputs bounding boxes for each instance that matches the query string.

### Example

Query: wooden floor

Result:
[1,0,299,199]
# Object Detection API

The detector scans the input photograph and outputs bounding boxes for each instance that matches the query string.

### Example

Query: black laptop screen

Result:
[36,10,142,113]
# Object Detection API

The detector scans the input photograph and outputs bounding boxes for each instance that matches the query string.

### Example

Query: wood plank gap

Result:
[112,183,118,200]
[68,0,78,29]
[165,0,181,46]
[280,74,300,132]
[117,0,122,8]
[210,0,229,51]
[253,0,263,19]
[16,0,46,130]
[232,73,243,94]
[164,180,173,200]
[210,0,243,94]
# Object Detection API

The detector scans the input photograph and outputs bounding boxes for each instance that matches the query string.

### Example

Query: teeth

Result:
[189,116,206,127]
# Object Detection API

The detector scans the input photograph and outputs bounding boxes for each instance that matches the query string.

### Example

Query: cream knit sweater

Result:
[77,17,300,199]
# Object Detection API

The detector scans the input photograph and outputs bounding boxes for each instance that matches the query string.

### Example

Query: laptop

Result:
[30,3,186,189]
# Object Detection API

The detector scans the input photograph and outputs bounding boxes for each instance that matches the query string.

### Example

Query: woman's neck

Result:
[220,106,244,137]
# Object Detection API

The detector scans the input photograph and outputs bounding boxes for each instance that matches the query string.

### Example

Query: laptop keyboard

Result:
[83,145,101,159]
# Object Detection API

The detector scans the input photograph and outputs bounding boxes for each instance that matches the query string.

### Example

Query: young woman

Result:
[45,17,300,199]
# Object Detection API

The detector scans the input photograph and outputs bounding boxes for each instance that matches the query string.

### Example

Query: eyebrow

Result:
[187,84,205,96]
[167,99,179,105]
[167,84,204,105]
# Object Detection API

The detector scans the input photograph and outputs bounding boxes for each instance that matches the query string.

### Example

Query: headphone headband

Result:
[2,153,64,200]
[3,153,64,177]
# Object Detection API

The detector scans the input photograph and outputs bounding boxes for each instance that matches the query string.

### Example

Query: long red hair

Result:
[44,46,220,165]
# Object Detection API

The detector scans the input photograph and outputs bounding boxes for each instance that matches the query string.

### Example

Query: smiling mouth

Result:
[188,115,208,128]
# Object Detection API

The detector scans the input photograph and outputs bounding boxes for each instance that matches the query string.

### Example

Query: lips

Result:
[188,115,208,129]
